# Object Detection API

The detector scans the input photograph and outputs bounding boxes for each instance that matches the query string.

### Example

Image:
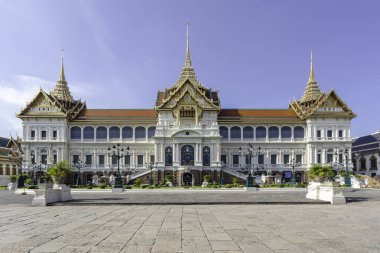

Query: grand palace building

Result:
[17,30,356,186]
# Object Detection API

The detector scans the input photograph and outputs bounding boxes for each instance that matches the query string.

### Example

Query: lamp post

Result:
[344,148,351,187]
[217,161,225,185]
[9,149,24,188]
[289,157,301,185]
[145,161,157,186]
[239,143,259,187]
[73,159,83,186]
[108,143,124,189]
[30,155,37,185]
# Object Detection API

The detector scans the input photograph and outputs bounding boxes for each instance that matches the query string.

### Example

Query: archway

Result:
[182,172,193,186]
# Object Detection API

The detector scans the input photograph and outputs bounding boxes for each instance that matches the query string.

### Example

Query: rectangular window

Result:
[317,130,321,138]
[283,154,290,165]
[41,155,48,165]
[41,130,47,139]
[137,155,144,166]
[31,130,35,139]
[85,155,92,165]
[125,155,130,165]
[271,155,277,165]
[327,154,333,163]
[73,155,79,165]
[221,155,227,165]
[99,155,105,166]
[53,130,57,139]
[53,154,57,164]
[317,154,321,163]
[338,130,343,138]
[232,155,239,165]
[327,130,333,138]
[258,154,264,164]
[296,154,302,164]
[339,154,343,163]
[150,155,155,163]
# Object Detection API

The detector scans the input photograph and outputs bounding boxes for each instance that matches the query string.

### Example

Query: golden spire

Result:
[50,49,74,102]
[308,50,316,83]
[300,50,322,104]
[184,23,192,68]
[59,48,66,82]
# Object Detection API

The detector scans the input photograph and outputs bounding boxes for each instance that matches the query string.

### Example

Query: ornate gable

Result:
[17,89,68,118]
[155,25,220,124]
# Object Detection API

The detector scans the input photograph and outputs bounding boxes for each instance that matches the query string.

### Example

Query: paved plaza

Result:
[0,189,379,252]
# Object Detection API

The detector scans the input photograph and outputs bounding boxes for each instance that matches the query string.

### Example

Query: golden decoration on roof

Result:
[300,50,322,104]
[50,49,74,102]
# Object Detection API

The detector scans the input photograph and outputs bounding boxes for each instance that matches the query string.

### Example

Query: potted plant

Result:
[8,175,17,191]
[307,164,336,185]
[47,161,73,186]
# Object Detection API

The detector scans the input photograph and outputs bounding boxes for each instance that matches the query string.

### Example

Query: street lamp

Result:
[289,157,301,185]
[108,143,124,188]
[239,143,260,187]
[344,148,352,187]
[217,161,225,185]
[145,161,157,186]
[8,149,24,189]
[73,159,83,186]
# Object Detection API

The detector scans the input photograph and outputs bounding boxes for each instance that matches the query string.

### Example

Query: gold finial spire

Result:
[300,50,322,104]
[184,23,192,68]
[50,49,74,102]
[308,49,316,83]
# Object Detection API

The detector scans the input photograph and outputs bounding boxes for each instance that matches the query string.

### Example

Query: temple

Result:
[17,29,356,186]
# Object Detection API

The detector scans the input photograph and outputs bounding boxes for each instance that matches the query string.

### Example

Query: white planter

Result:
[306,181,346,205]
[7,182,16,191]
[32,184,72,206]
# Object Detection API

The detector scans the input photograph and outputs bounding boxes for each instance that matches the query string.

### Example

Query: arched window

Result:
[370,155,377,169]
[230,126,241,139]
[122,126,133,139]
[268,126,279,138]
[219,126,228,139]
[360,157,366,170]
[109,126,120,139]
[243,126,254,139]
[281,126,291,139]
[352,158,357,171]
[148,127,156,139]
[70,127,81,139]
[256,126,266,138]
[135,127,146,139]
[181,145,194,166]
[96,127,107,139]
[203,146,210,166]
[165,147,173,166]
[294,126,305,138]
[83,126,94,139]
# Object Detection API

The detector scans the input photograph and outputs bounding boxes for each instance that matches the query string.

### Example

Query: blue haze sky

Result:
[0,0,379,138]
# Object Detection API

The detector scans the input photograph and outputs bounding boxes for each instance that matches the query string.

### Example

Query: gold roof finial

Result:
[50,49,74,102]
[184,23,192,68]
[300,49,322,104]
[308,49,316,83]
[60,48,65,81]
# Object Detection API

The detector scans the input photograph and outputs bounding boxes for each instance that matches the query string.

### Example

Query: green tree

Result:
[307,164,335,182]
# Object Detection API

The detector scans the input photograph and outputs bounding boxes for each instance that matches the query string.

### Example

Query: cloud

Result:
[0,75,54,137]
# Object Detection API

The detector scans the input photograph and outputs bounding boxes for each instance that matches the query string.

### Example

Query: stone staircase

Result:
[223,168,247,180]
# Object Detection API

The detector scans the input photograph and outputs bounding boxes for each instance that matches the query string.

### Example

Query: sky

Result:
[0,0,379,138]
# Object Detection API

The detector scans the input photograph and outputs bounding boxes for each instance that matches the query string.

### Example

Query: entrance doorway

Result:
[182,172,193,186]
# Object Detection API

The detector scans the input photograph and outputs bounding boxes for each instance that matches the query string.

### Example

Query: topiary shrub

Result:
[9,175,17,183]
[134,178,142,187]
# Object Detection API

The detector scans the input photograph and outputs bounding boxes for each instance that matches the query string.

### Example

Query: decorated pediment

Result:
[290,89,356,119]
[18,90,67,117]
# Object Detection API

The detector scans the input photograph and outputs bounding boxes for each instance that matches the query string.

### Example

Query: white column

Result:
[195,144,199,162]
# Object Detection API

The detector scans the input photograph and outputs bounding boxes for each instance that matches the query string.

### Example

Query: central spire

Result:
[184,23,192,68]
[50,49,74,103]
[308,50,316,83]
[300,50,322,104]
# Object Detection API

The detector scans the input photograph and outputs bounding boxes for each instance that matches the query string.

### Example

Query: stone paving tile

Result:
[0,193,380,253]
